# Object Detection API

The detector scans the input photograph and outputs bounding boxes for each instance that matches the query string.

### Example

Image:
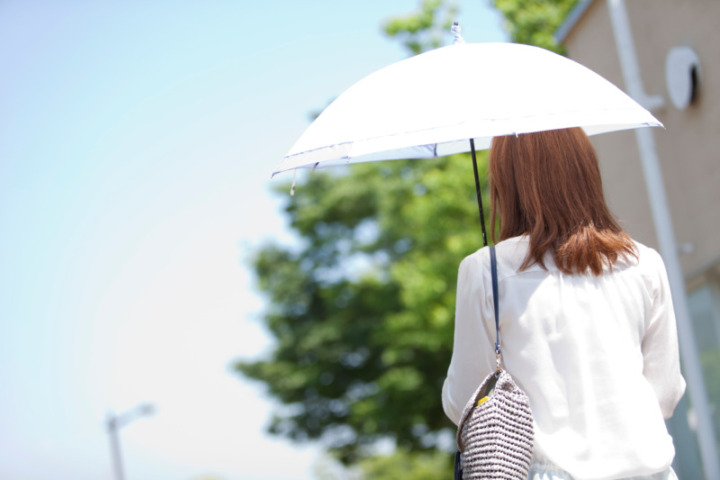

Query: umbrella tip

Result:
[451,22,465,45]
[290,169,297,196]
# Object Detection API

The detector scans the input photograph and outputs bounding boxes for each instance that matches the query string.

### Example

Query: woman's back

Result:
[445,128,685,478]
[442,236,685,479]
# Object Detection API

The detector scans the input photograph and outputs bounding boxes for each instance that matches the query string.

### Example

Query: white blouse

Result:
[442,236,685,480]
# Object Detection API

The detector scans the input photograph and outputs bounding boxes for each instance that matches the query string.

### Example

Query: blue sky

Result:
[0,1,506,479]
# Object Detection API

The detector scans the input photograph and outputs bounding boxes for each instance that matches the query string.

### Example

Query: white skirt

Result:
[528,458,678,480]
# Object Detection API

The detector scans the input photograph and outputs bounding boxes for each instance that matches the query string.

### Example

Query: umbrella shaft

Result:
[471,139,488,247]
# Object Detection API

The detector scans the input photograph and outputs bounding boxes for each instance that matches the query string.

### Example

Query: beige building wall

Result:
[562,0,720,282]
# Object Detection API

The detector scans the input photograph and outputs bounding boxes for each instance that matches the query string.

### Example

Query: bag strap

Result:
[490,246,502,371]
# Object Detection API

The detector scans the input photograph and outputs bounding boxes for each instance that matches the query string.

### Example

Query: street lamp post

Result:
[105,403,156,480]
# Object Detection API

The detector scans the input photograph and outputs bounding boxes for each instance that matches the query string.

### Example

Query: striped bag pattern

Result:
[456,369,534,479]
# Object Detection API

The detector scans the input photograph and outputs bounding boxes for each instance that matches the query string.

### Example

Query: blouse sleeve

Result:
[641,249,686,419]
[442,250,498,425]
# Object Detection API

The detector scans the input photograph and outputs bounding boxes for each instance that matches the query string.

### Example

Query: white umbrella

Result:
[274,27,662,244]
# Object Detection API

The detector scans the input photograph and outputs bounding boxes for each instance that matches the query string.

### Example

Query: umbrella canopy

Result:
[273,41,661,177]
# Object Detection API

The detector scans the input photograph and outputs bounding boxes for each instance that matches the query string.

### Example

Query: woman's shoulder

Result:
[462,236,524,261]
[461,236,536,277]
[622,239,665,270]
[625,240,669,286]
[460,244,491,272]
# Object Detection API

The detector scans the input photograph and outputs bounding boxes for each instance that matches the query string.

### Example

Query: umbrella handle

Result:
[470,139,488,247]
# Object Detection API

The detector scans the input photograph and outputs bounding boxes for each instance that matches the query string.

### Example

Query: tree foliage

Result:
[494,0,581,53]
[239,156,486,463]
[237,0,581,470]
[357,448,452,479]
[383,0,458,55]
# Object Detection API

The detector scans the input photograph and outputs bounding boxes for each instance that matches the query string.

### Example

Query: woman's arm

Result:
[442,251,497,425]
[641,249,686,419]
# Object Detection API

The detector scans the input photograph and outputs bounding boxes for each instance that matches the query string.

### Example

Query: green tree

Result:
[313,449,449,480]
[240,155,484,464]
[358,448,451,479]
[383,0,458,55]
[237,0,580,470]
[494,0,580,52]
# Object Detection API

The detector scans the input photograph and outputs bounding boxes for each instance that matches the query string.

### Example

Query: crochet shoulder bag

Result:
[454,245,534,480]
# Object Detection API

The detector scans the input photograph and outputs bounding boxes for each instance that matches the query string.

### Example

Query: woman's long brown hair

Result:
[489,127,636,275]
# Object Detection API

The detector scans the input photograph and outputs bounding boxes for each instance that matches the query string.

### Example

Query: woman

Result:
[442,128,685,479]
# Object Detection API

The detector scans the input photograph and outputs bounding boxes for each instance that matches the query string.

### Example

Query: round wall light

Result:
[665,46,700,110]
